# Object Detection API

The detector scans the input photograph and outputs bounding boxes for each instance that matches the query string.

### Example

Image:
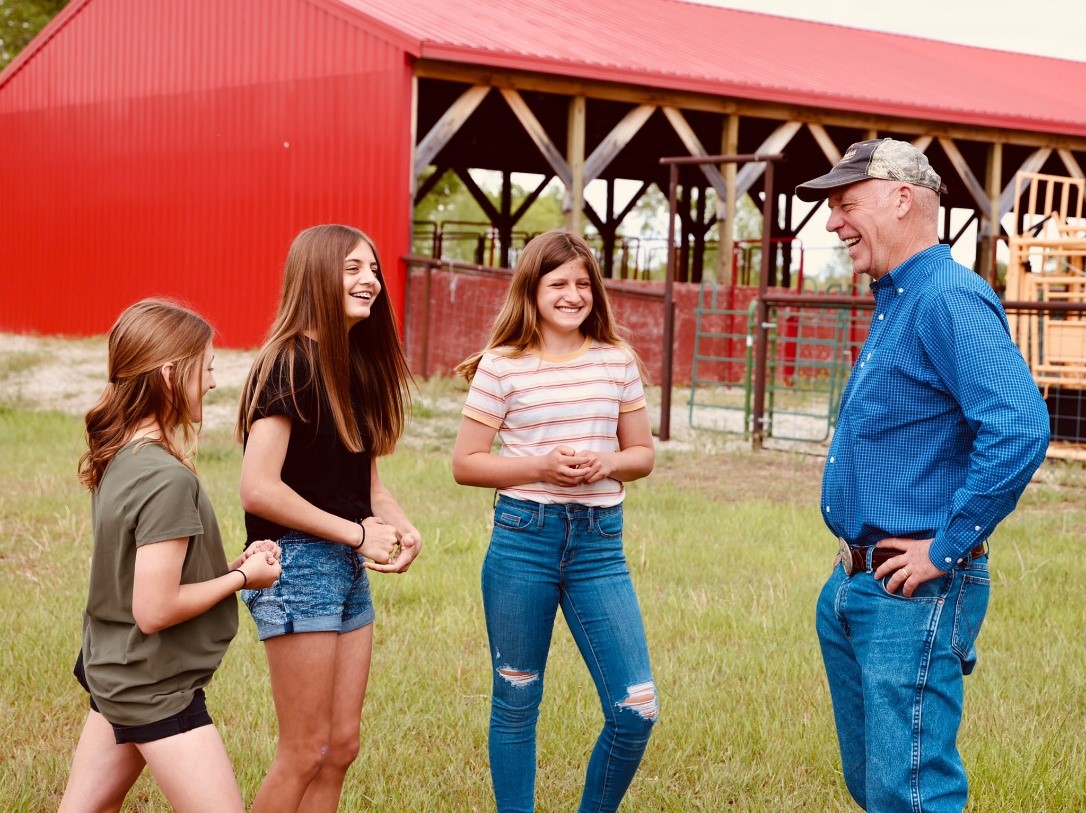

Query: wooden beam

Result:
[510,174,554,223]
[984,142,1002,238]
[948,211,977,246]
[719,115,740,283]
[413,165,449,205]
[976,141,1002,281]
[735,121,802,198]
[938,137,991,219]
[807,122,841,164]
[912,135,933,153]
[455,168,501,223]
[613,180,650,225]
[499,87,573,187]
[583,104,656,183]
[998,148,1052,217]
[1060,149,1086,179]
[661,106,729,199]
[567,95,586,233]
[414,84,490,171]
[414,60,1086,151]
[409,75,420,197]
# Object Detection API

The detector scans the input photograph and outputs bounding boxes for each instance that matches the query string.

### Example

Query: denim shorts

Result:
[242,532,376,640]
[73,651,213,744]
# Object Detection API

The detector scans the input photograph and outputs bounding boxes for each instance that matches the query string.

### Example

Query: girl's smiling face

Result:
[343,239,382,327]
[535,259,593,341]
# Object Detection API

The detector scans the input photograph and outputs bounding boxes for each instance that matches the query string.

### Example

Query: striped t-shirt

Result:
[462,337,647,506]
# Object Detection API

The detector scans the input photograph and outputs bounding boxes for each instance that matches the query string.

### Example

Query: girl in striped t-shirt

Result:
[453,231,657,813]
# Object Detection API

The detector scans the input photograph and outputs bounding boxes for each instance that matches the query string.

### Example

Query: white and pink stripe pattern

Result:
[462,338,646,506]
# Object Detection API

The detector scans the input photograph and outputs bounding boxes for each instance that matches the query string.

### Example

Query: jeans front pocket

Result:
[951,571,990,674]
[594,507,624,539]
[493,504,536,532]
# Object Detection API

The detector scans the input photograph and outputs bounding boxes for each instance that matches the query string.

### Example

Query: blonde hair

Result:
[455,231,645,381]
[78,299,213,489]
[237,225,411,456]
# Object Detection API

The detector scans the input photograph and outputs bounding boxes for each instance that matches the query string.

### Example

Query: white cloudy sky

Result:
[696,0,1085,62]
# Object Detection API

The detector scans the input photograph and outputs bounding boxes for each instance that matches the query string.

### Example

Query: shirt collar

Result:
[869,243,950,293]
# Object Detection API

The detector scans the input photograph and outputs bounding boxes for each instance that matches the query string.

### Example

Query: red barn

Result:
[1,0,416,346]
[4,0,1086,349]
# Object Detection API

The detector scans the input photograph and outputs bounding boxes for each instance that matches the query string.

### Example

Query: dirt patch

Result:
[0,333,257,431]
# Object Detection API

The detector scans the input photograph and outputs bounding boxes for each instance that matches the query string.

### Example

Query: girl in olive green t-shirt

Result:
[59,300,281,813]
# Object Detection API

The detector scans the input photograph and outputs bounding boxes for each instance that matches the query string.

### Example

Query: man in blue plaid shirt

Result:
[796,139,1050,813]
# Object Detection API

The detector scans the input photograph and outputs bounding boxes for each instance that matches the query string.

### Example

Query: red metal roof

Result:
[334,0,1086,138]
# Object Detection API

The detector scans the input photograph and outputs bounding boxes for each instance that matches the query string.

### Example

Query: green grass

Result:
[2,400,1085,811]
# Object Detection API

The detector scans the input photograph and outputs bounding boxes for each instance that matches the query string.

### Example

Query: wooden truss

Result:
[1005,171,1086,398]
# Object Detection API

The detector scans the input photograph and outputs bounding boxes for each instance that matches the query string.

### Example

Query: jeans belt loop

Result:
[535,500,545,528]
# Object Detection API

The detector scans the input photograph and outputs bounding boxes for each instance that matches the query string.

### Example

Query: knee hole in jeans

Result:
[617,680,659,722]
[496,666,539,688]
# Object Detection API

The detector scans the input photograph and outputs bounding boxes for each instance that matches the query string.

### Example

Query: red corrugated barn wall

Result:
[0,0,414,347]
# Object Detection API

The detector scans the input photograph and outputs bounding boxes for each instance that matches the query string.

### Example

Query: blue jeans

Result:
[815,549,990,812]
[242,532,375,640]
[482,495,658,813]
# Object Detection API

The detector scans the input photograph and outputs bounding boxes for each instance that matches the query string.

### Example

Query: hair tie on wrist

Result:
[230,568,247,590]
[351,521,366,551]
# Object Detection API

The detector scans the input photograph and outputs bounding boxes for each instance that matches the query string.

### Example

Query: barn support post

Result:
[977,142,1002,286]
[566,95,586,235]
[719,115,740,284]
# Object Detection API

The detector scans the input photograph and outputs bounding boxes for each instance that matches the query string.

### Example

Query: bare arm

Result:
[239,415,399,564]
[132,539,280,635]
[367,458,421,573]
[451,416,589,489]
[578,406,655,484]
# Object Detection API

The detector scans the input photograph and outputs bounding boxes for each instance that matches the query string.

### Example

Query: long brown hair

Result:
[78,299,213,489]
[237,225,411,456]
[455,230,644,380]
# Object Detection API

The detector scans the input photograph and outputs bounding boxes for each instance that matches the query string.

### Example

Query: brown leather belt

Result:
[839,539,987,576]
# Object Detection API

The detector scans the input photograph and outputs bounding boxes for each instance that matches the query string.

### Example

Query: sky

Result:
[696,0,1086,63]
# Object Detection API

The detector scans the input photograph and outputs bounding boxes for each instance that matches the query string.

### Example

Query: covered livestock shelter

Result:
[3,0,1086,347]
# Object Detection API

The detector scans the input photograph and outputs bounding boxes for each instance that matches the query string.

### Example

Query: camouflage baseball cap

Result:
[795,138,947,201]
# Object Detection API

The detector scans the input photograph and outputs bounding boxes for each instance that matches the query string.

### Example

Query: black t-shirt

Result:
[244,337,372,545]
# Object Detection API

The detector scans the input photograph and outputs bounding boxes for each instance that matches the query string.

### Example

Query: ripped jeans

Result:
[482,495,658,813]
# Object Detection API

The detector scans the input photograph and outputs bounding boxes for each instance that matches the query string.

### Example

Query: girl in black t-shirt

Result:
[236,225,420,812]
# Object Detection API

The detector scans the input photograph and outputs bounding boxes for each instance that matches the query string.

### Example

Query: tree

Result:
[413,169,565,265]
[0,0,70,71]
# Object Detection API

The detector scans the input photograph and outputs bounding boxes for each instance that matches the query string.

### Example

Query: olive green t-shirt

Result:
[81,441,239,727]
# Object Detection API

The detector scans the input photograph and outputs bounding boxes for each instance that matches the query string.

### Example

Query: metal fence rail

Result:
[688,297,1086,458]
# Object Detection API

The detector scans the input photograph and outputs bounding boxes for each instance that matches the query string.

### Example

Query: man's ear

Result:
[894,184,913,219]
[159,362,175,392]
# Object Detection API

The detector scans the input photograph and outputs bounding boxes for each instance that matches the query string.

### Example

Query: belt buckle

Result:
[838,537,854,575]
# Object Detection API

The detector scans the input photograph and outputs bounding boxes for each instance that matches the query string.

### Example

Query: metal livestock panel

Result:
[0,0,414,346]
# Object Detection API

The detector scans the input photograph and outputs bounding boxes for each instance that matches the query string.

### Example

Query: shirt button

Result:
[944,557,953,564]
[860,363,865,368]
[974,525,981,531]
[829,456,835,463]
[898,287,904,294]
[825,506,831,513]
[878,313,885,320]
